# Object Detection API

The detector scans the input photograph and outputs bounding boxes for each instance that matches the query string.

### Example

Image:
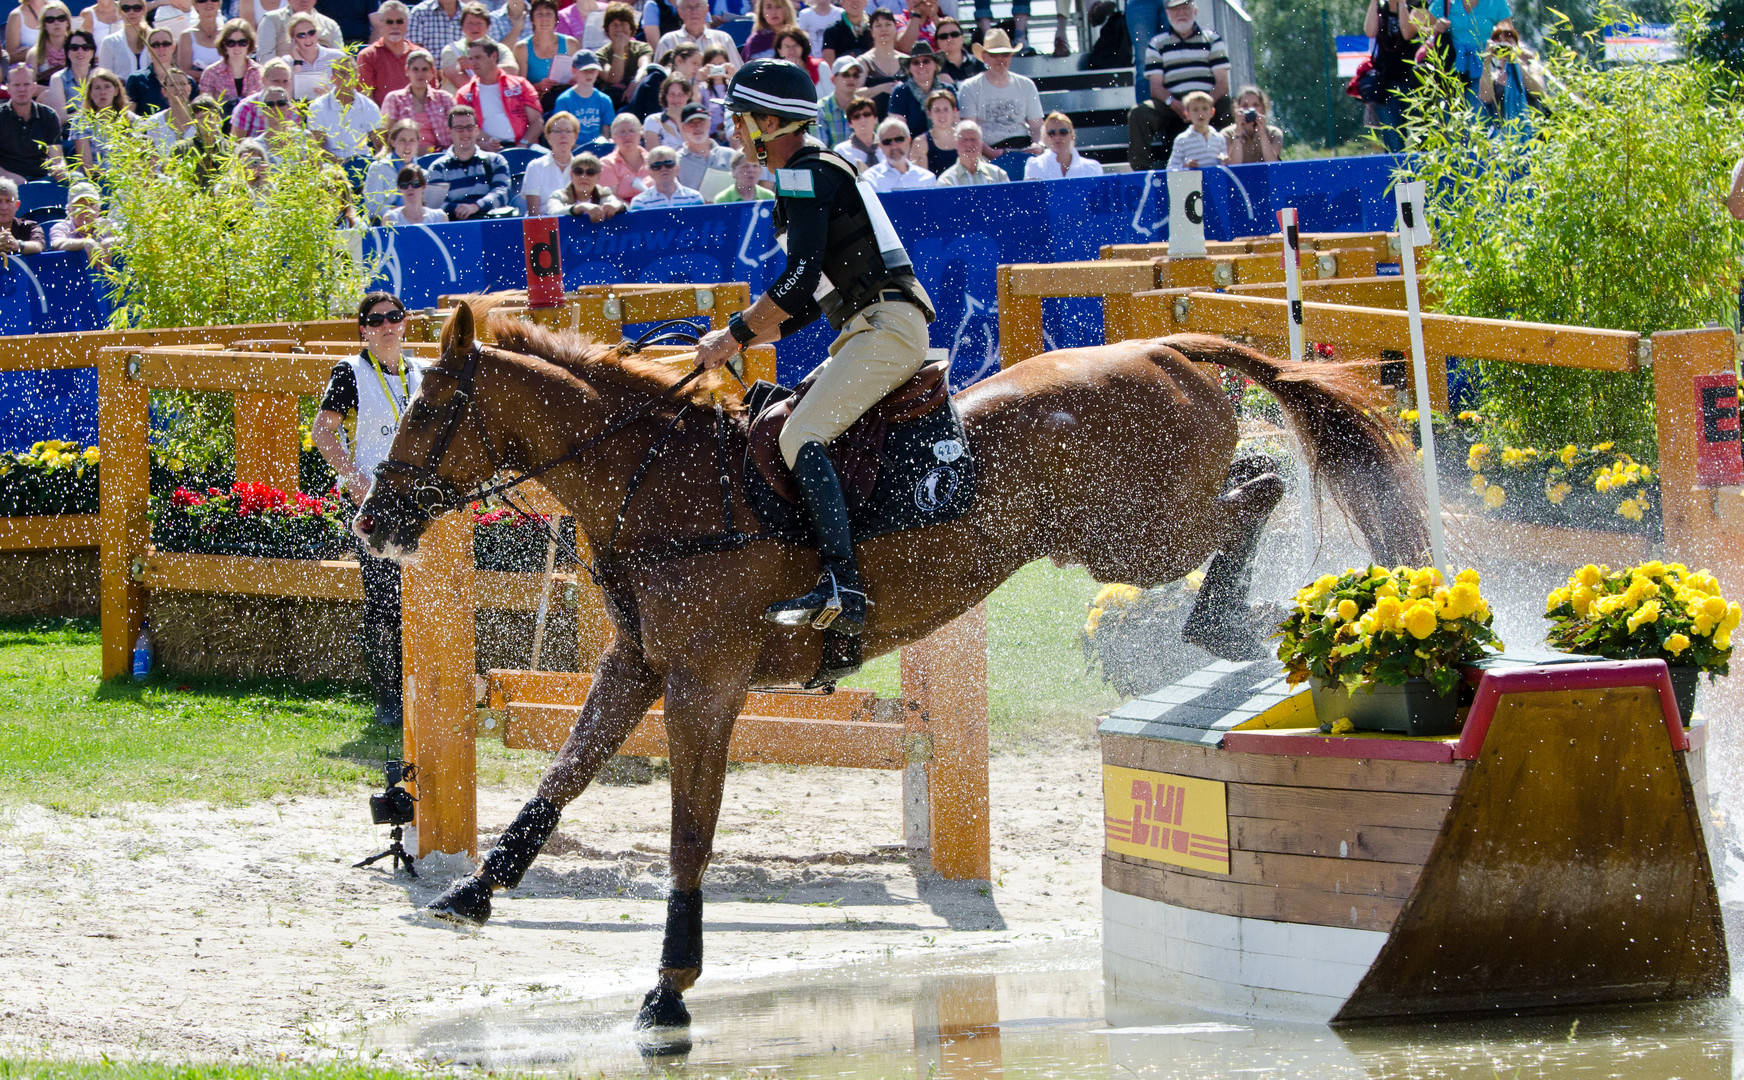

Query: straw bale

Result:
[0,550,100,617]
[144,590,581,684]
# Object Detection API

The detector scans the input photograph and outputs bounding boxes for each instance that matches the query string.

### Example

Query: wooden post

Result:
[96,351,150,679]
[996,265,1043,369]
[901,603,990,880]
[402,510,478,858]
[1650,329,1734,564]
[233,392,301,490]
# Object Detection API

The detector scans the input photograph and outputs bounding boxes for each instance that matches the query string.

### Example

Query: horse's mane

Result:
[473,301,740,415]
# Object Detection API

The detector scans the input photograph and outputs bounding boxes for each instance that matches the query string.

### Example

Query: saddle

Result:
[746,358,953,506]
[739,358,977,547]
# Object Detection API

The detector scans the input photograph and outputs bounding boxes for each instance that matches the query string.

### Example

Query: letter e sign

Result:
[1694,372,1743,486]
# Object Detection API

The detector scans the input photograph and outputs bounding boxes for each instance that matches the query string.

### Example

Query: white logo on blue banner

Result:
[1168,171,1205,257]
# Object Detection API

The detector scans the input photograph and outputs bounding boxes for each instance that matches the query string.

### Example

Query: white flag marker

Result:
[1394,179,1449,574]
[1277,207,1305,363]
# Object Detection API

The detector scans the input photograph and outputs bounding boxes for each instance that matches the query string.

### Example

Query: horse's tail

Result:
[1159,333,1432,567]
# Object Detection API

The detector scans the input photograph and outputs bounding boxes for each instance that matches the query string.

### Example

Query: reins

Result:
[374,320,776,637]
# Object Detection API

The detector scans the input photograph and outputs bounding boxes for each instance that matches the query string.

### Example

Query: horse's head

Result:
[354,304,500,561]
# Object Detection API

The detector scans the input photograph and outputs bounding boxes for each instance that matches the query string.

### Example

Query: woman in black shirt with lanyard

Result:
[311,292,424,728]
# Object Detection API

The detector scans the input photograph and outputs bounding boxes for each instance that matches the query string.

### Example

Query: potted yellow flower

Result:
[1544,561,1737,722]
[1276,565,1503,735]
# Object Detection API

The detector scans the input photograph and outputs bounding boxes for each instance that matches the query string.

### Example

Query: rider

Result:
[695,58,935,638]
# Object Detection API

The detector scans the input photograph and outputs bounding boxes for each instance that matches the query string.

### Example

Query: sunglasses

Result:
[400,179,426,188]
[119,3,144,10]
[936,29,961,39]
[649,160,676,169]
[572,166,599,175]
[67,41,93,50]
[42,13,69,22]
[382,15,406,22]
[879,135,906,144]
[150,38,174,47]
[294,28,318,37]
[360,310,407,327]
[222,37,249,46]
[1046,127,1070,137]
[262,97,290,107]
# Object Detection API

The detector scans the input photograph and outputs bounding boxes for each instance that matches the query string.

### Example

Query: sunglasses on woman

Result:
[67,41,93,50]
[360,310,407,327]
[294,28,318,38]
[399,180,426,189]
[572,166,599,175]
[150,38,175,47]
[1046,127,1071,137]
[42,14,69,22]
[119,3,144,11]
[936,29,961,39]
[223,37,249,47]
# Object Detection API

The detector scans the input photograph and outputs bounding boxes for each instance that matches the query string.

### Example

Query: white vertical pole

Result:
[1277,207,1305,362]
[1395,181,1449,574]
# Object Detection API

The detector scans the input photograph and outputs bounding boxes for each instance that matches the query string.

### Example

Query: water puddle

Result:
[371,938,1740,1077]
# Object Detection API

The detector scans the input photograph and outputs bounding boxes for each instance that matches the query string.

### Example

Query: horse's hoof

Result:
[634,985,691,1030]
[425,875,492,925]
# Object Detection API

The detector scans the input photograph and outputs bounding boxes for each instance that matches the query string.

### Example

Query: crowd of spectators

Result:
[0,0,1365,251]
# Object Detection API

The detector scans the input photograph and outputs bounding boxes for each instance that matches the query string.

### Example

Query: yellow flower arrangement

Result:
[1277,565,1501,697]
[0,439,102,514]
[1546,562,1737,676]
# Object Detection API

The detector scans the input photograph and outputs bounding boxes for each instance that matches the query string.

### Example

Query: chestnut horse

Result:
[356,300,1428,1033]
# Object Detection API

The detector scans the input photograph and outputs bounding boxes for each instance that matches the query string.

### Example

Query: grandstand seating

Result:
[1009,52,1134,165]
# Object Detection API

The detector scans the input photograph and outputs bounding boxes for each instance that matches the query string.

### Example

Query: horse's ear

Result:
[442,303,476,357]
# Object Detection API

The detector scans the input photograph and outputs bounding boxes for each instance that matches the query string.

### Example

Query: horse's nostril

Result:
[358,513,376,535]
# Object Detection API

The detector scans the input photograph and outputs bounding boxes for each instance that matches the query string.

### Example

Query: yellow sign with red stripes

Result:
[1103,764,1231,875]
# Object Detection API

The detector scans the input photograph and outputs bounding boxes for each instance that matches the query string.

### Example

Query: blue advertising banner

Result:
[1,154,1402,450]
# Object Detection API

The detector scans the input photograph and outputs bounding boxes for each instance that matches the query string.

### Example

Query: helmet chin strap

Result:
[742,113,809,166]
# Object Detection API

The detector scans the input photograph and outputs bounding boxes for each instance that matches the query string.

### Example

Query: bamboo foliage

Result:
[1397,5,1744,459]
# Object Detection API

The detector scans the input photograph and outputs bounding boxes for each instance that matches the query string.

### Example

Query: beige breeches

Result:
[777,300,932,468]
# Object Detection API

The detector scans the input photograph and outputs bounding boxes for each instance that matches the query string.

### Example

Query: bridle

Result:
[367,319,712,538]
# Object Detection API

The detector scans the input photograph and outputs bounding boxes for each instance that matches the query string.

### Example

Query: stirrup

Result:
[765,567,867,634]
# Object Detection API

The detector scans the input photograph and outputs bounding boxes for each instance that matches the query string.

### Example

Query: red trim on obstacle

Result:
[1454,659,1687,760]
[1220,729,1456,762]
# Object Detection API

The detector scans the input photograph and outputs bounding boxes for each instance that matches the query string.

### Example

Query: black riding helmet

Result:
[725,59,817,162]
[724,58,819,121]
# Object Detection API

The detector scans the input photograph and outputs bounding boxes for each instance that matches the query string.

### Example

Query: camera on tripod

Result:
[369,759,417,827]
[356,759,419,877]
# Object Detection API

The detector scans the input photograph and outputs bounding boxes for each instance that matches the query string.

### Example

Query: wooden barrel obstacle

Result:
[88,283,997,879]
[1099,656,1725,1021]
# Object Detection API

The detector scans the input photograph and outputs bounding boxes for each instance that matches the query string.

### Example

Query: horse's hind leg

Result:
[424,637,663,925]
[1182,466,1286,662]
[635,666,749,1032]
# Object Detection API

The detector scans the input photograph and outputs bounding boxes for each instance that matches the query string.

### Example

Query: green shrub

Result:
[1398,7,1744,462]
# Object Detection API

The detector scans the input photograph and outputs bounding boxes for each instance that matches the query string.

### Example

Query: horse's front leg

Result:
[425,635,664,925]
[635,663,751,1031]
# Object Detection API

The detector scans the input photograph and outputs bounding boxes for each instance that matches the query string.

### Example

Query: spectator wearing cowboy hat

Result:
[884,39,944,138]
[952,28,1041,156]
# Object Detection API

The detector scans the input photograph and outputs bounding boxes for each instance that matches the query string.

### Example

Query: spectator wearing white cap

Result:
[675,101,731,188]
[815,52,863,147]
[628,144,705,208]
[863,116,935,191]
[1024,111,1103,179]
[552,49,615,139]
[936,119,1007,184]
[49,183,114,264]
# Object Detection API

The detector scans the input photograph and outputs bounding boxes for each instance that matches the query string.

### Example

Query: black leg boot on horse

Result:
[636,888,703,1036]
[1182,470,1286,661]
[425,795,563,924]
[764,441,867,636]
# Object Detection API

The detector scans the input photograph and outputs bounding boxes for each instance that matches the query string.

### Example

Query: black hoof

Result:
[425,875,493,925]
[634,984,691,1030]
[1181,617,1271,663]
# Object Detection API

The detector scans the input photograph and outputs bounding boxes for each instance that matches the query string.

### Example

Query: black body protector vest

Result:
[773,144,936,331]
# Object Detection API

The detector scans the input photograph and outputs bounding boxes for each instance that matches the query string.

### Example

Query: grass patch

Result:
[0,562,1120,812]
[841,560,1119,751]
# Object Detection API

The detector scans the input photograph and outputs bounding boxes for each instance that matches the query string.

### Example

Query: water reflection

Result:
[371,938,1738,1078]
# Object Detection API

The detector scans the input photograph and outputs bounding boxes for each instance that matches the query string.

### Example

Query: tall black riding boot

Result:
[764,442,866,636]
